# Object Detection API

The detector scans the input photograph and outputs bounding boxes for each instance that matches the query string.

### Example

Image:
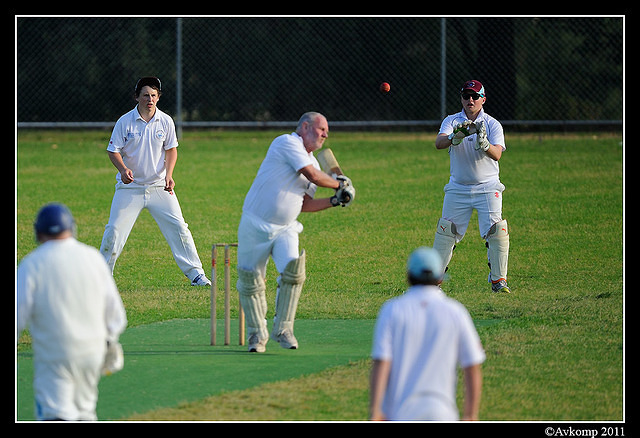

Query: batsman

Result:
[434,80,511,293]
[236,112,355,352]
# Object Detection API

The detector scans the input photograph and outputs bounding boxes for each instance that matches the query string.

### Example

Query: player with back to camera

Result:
[17,203,128,421]
[369,247,485,421]
[99,77,211,286]
[433,80,511,293]
[237,112,355,353]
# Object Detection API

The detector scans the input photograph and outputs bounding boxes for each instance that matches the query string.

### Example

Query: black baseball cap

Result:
[135,77,162,95]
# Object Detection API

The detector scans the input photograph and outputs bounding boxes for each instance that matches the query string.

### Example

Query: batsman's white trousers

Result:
[442,180,505,240]
[237,212,302,278]
[100,182,205,280]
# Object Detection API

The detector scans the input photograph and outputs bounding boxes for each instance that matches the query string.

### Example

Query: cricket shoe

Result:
[248,334,267,353]
[491,279,511,294]
[271,329,298,349]
[191,274,211,286]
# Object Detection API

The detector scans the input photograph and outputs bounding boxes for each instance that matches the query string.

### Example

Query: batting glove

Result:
[335,184,355,207]
[102,341,124,376]
[336,174,352,188]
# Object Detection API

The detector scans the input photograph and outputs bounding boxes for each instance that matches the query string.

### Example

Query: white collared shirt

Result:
[107,106,179,185]
[242,132,318,226]
[371,285,486,420]
[17,238,127,361]
[438,109,506,186]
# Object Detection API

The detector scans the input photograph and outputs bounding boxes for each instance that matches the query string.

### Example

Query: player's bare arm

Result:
[107,151,134,184]
[484,143,503,161]
[299,164,340,189]
[462,364,483,421]
[164,147,177,192]
[301,194,334,212]
[369,359,391,421]
[435,133,453,149]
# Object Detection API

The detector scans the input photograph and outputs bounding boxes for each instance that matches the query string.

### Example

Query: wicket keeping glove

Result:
[474,121,491,152]
[448,120,477,145]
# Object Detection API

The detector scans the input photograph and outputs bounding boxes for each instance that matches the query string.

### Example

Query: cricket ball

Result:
[380,82,390,93]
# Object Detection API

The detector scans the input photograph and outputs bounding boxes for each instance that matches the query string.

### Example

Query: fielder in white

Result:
[237,112,355,353]
[99,77,210,286]
[17,204,127,421]
[434,80,511,293]
[369,247,485,421]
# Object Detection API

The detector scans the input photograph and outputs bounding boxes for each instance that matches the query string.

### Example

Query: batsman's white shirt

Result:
[371,285,485,421]
[238,132,318,275]
[242,132,318,226]
[107,106,179,186]
[439,109,506,186]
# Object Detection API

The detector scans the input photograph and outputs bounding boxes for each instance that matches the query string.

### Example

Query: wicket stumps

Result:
[210,243,245,346]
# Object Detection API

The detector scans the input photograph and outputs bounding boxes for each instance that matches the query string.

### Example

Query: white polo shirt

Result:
[438,109,505,186]
[371,285,486,420]
[242,132,318,226]
[107,106,179,186]
[17,238,127,362]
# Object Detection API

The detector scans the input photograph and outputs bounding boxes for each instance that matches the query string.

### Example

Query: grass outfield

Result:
[16,130,623,421]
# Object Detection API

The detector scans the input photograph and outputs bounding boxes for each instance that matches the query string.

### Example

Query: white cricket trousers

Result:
[33,353,103,421]
[442,180,505,240]
[100,183,205,281]
[237,212,302,278]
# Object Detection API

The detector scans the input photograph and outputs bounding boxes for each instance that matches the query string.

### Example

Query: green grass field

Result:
[16,129,623,421]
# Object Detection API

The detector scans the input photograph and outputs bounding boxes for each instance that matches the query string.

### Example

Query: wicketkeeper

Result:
[433,80,511,293]
[237,112,355,352]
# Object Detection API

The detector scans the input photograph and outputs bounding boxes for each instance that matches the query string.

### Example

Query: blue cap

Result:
[34,203,75,236]
[407,247,444,283]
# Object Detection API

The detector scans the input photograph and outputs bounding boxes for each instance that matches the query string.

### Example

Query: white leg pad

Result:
[433,218,457,268]
[237,267,268,340]
[487,219,509,283]
[273,250,306,335]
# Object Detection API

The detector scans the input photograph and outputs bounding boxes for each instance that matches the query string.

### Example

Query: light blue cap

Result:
[407,247,444,282]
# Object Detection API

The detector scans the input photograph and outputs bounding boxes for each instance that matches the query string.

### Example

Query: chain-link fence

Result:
[17,16,623,131]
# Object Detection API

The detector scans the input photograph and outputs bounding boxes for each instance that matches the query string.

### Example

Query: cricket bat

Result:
[316,148,344,176]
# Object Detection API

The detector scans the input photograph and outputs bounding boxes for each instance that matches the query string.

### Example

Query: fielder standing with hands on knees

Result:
[433,80,511,293]
[237,112,355,353]
[99,77,211,286]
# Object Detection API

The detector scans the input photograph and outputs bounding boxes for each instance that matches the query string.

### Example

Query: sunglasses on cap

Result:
[461,92,484,100]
